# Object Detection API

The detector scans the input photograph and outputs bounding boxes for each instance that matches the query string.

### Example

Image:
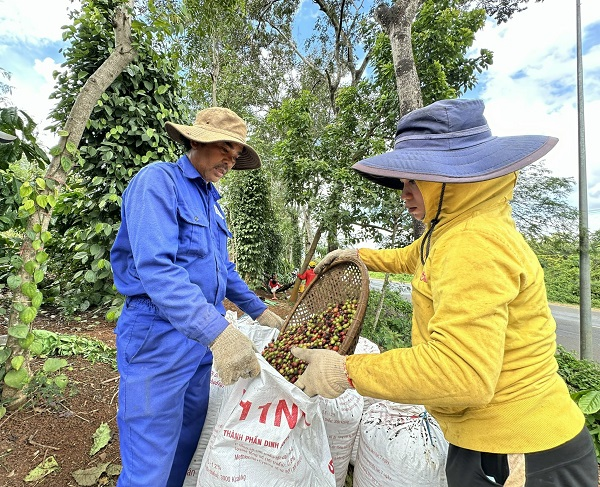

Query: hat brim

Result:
[352,135,558,190]
[165,121,261,170]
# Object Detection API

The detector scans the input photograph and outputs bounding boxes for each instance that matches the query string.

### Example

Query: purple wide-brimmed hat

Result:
[352,98,558,190]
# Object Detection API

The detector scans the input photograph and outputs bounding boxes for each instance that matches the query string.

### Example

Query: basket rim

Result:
[281,254,370,355]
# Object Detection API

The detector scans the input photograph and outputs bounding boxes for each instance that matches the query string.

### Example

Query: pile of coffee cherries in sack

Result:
[262,298,358,383]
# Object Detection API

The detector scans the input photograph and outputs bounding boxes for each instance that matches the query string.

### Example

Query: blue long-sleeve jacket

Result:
[110,155,267,346]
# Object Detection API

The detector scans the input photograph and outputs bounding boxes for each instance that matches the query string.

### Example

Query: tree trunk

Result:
[289,224,323,303]
[375,0,424,117]
[372,213,400,332]
[376,0,426,240]
[2,0,137,407]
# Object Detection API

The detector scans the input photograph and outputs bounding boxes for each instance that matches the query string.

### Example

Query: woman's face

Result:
[400,179,425,221]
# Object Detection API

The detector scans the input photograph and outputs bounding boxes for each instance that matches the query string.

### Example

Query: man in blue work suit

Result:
[110,107,284,487]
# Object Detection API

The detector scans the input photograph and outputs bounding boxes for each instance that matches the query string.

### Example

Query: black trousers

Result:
[446,426,598,486]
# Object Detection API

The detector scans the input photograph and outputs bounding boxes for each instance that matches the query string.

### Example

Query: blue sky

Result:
[1,0,599,231]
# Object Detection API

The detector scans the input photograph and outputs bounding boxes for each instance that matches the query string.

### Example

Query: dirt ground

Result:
[1,290,599,486]
[0,290,293,487]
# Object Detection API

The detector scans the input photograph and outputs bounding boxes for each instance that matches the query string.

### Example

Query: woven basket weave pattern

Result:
[282,256,370,355]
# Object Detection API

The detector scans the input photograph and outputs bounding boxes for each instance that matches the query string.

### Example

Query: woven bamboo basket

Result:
[281,255,370,355]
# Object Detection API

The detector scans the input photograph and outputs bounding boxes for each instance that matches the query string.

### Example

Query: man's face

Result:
[189,140,244,183]
[400,179,425,221]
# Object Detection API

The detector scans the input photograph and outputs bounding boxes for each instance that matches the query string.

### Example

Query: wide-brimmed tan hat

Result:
[165,107,261,170]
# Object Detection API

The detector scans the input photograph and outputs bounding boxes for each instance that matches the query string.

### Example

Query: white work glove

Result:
[256,309,285,330]
[313,249,359,274]
[291,347,351,399]
[210,325,260,385]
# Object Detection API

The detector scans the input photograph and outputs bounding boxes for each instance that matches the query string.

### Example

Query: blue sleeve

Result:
[120,165,229,345]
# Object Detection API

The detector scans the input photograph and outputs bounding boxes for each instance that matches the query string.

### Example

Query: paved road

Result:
[370,279,600,362]
[550,304,600,362]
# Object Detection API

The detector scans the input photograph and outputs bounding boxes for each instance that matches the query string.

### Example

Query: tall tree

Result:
[45,0,186,315]
[1,0,136,408]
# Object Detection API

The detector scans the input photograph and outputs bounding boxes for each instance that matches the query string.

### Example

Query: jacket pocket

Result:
[178,206,210,258]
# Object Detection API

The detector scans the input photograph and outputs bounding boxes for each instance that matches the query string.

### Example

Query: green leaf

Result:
[84,270,97,283]
[72,463,110,486]
[7,275,22,290]
[24,455,59,482]
[18,332,35,350]
[35,194,48,208]
[90,422,111,456]
[43,357,68,373]
[10,354,24,371]
[0,406,6,419]
[21,282,37,298]
[8,324,29,339]
[19,182,32,198]
[54,374,68,390]
[65,141,77,154]
[578,390,600,415]
[24,261,37,275]
[61,156,73,172]
[0,348,10,364]
[33,269,44,283]
[35,251,49,264]
[19,307,37,324]
[32,291,43,308]
[4,367,29,389]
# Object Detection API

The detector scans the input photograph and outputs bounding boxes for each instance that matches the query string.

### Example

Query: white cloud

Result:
[468,0,600,231]
[1,0,599,230]
[0,0,77,43]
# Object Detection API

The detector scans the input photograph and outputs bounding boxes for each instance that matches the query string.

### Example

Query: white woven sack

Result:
[183,317,279,486]
[196,355,336,487]
[353,401,448,487]
[349,336,381,467]
[318,389,363,487]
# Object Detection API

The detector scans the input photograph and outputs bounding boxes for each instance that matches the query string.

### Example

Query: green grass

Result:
[367,271,412,283]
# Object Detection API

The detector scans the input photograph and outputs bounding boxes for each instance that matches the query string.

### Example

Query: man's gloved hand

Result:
[313,249,359,274]
[210,325,260,385]
[256,309,284,330]
[291,347,351,399]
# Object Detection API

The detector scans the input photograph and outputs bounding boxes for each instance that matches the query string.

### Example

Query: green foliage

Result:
[90,422,112,456]
[574,390,600,462]
[556,345,600,392]
[361,289,413,351]
[30,330,116,368]
[45,0,187,313]
[531,231,600,308]
[20,358,70,412]
[0,107,50,171]
[556,345,600,462]
[513,164,579,239]
[413,0,492,105]
[368,271,412,283]
[222,168,280,287]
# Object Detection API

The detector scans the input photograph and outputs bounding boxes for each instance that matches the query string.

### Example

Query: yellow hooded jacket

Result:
[348,173,583,453]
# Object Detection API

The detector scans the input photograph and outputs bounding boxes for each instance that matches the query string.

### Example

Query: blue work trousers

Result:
[115,297,212,487]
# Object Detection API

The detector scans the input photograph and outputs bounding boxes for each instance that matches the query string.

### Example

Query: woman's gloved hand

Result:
[313,249,359,274]
[291,347,351,399]
[256,309,285,330]
[210,325,260,385]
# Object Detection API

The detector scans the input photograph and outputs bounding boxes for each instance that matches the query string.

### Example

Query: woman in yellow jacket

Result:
[291,99,598,486]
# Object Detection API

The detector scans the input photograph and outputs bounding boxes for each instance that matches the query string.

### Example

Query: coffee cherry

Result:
[262,299,358,383]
